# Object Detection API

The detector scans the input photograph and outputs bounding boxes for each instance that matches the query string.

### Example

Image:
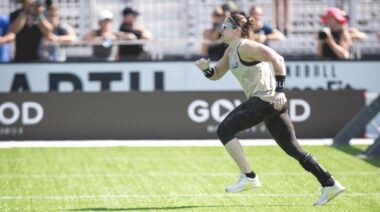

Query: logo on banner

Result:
[187,99,241,123]
[187,98,311,134]
[0,101,44,136]
[187,99,311,123]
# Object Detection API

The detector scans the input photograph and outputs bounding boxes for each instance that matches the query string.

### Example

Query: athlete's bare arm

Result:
[195,47,231,81]
[238,40,286,76]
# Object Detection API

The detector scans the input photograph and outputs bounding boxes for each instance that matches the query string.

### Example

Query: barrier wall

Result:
[0,91,364,140]
[0,61,379,93]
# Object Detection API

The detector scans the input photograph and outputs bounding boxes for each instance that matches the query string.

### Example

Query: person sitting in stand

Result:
[201,6,229,60]
[44,5,77,62]
[82,10,119,61]
[249,6,285,45]
[118,7,152,60]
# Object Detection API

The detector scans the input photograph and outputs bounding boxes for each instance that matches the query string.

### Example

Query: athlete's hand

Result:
[272,92,287,111]
[195,58,210,71]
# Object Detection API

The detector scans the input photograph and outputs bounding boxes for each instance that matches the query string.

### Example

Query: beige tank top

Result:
[228,39,276,102]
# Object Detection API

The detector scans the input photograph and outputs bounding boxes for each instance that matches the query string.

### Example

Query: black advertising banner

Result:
[0,91,365,140]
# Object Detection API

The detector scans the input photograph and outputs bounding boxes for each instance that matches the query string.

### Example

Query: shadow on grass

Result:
[332,144,380,168]
[68,204,311,211]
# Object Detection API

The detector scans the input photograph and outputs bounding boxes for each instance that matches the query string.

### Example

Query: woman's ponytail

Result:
[230,14,255,39]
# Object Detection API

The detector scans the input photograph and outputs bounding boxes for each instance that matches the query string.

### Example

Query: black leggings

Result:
[216,96,334,186]
[216,96,308,161]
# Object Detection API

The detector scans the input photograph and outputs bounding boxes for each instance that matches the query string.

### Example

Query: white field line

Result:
[0,139,374,148]
[0,155,361,162]
[0,192,379,200]
[0,171,378,179]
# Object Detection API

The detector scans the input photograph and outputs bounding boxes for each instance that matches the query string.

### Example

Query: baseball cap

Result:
[320,7,347,25]
[122,7,139,16]
[97,10,113,22]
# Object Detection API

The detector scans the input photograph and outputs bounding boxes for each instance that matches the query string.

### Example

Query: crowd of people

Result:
[0,0,376,62]
[82,7,152,61]
[201,2,371,60]
[0,0,152,62]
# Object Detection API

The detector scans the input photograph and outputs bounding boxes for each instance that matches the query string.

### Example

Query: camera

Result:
[318,28,330,40]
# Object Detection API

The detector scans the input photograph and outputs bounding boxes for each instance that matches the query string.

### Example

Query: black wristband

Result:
[203,67,215,78]
[275,75,285,92]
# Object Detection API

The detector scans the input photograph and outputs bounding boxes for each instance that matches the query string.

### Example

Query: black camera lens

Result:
[318,31,327,40]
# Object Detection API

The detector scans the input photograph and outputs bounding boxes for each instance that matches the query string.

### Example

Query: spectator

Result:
[0,0,53,62]
[221,1,238,14]
[316,7,352,59]
[201,6,228,60]
[118,7,152,60]
[273,0,289,35]
[249,6,285,45]
[0,15,10,62]
[82,10,119,61]
[44,5,77,62]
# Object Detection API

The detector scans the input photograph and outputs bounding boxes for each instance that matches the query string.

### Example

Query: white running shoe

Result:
[225,173,261,193]
[313,180,345,206]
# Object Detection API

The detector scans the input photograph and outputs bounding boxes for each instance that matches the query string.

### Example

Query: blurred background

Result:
[0,0,379,62]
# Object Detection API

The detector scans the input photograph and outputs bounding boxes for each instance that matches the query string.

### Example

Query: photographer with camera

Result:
[316,7,352,59]
[0,0,53,62]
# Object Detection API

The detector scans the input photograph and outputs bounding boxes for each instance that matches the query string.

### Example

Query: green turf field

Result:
[0,145,379,211]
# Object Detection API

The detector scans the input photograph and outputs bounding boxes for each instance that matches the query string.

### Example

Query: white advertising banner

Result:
[0,61,379,93]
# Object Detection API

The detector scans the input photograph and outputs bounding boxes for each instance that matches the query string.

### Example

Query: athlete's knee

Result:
[216,121,235,145]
